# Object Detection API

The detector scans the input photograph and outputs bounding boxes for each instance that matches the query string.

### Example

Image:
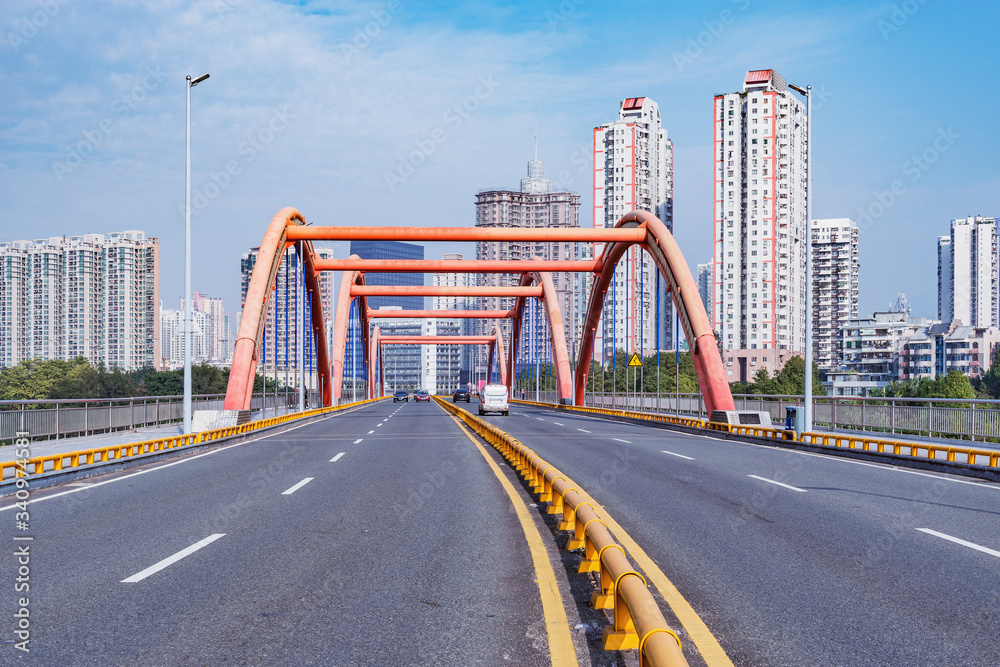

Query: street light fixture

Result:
[788,82,813,432]
[184,73,209,435]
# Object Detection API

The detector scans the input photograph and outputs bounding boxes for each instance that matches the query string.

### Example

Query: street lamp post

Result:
[184,73,209,435]
[789,82,813,432]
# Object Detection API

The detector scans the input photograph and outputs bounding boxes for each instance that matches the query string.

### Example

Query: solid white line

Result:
[330,452,345,462]
[748,475,807,493]
[613,438,631,444]
[553,422,564,426]
[662,450,695,461]
[353,439,363,444]
[281,477,314,495]
[0,415,338,512]
[717,434,1000,491]
[918,528,1000,558]
[121,534,225,583]
[577,429,591,433]
[367,430,374,434]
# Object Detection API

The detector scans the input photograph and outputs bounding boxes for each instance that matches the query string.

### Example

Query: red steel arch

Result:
[507,268,574,404]
[225,207,331,410]
[331,256,370,401]
[575,210,734,414]
[226,208,731,414]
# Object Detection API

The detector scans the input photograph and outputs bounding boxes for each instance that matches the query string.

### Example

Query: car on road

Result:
[478,384,509,416]
[414,390,431,402]
[452,388,471,403]
[393,391,409,402]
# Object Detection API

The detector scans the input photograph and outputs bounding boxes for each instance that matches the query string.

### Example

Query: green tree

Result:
[980,350,1000,398]
[0,358,77,400]
[50,358,103,399]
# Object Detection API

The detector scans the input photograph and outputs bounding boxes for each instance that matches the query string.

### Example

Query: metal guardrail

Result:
[0,393,308,444]
[518,399,1000,474]
[437,397,688,667]
[565,391,1000,443]
[1,396,383,481]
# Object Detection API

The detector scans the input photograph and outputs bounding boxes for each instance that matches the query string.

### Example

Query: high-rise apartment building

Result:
[0,231,160,370]
[432,253,474,389]
[713,69,808,354]
[593,96,674,359]
[475,156,582,379]
[937,216,998,328]
[239,246,334,376]
[697,262,713,329]
[937,236,952,321]
[191,292,232,363]
[160,292,232,367]
[812,218,859,370]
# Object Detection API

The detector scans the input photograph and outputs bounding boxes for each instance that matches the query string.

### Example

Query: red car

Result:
[414,390,431,402]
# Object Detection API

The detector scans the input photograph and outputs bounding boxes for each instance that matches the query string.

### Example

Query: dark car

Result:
[452,389,471,403]
[393,391,409,402]
[414,390,431,402]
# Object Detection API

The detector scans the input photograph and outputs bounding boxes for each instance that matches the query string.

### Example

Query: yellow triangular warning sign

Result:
[627,353,643,367]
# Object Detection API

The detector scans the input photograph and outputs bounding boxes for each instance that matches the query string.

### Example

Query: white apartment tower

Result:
[593,97,674,359]
[713,69,808,354]
[160,292,232,367]
[475,156,582,379]
[812,218,860,370]
[0,232,160,370]
[937,216,998,328]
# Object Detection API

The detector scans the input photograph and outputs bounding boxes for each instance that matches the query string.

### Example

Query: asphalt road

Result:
[493,403,1000,666]
[0,401,560,665]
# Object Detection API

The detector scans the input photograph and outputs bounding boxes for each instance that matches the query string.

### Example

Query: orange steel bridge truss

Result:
[224,207,734,414]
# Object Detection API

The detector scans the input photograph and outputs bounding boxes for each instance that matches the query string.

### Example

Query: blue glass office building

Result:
[349,240,424,311]
[343,241,425,391]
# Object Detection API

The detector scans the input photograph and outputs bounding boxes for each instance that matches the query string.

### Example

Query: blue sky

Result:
[2,0,998,322]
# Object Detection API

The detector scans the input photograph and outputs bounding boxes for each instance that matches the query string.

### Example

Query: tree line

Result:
[0,358,280,401]
[5,352,999,402]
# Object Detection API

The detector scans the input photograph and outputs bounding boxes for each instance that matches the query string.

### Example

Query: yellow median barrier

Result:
[435,396,689,667]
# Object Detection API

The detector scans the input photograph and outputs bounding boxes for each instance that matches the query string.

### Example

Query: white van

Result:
[478,384,509,416]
